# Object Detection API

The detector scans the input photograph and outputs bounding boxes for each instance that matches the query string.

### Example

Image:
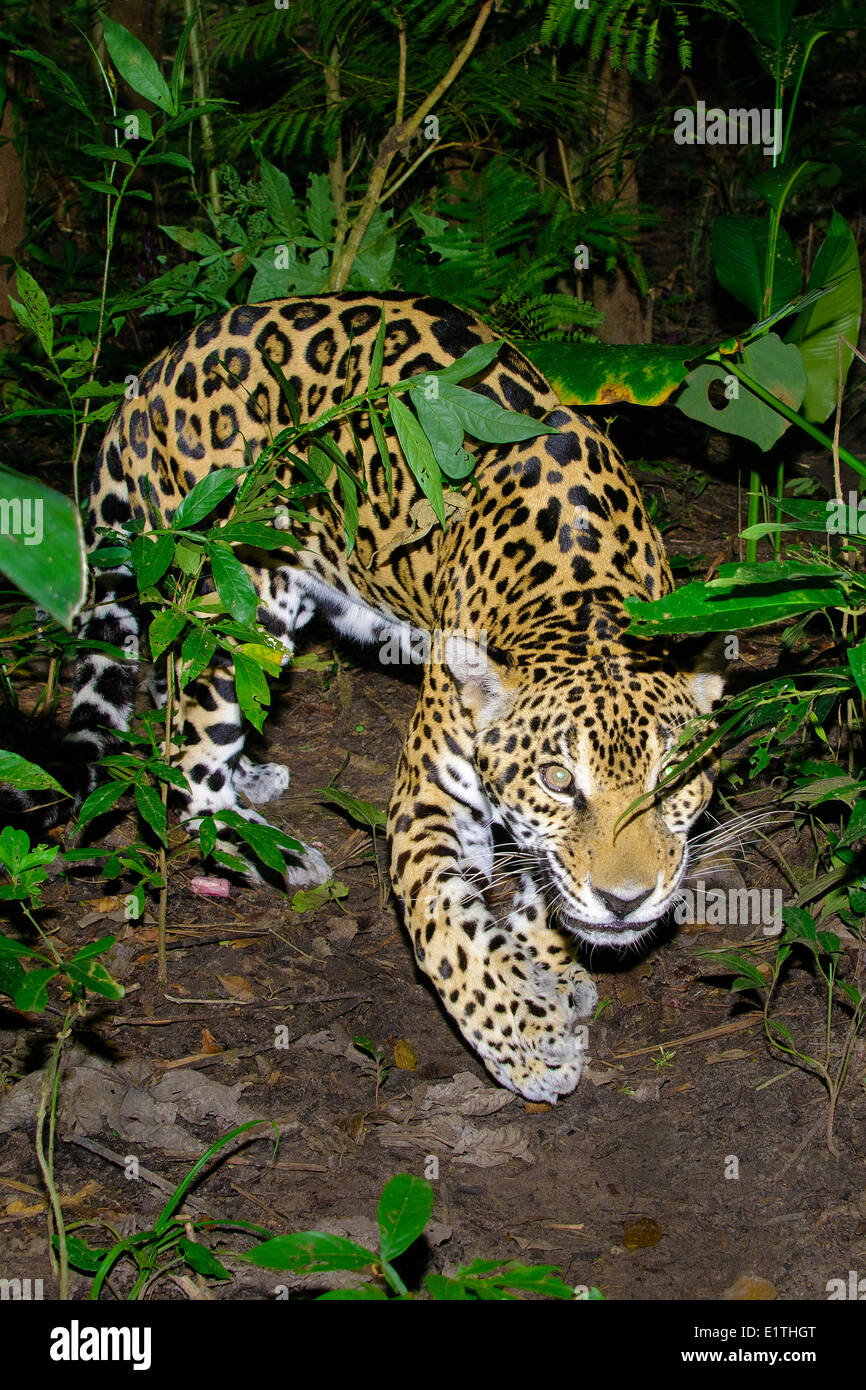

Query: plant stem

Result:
[327,0,493,290]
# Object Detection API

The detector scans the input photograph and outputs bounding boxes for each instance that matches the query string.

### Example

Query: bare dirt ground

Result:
[1,437,864,1303]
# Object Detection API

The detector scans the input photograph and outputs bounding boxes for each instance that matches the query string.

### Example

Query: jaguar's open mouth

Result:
[559,912,658,948]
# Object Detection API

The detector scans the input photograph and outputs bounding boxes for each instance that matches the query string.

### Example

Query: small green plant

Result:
[63,1122,272,1299]
[0,825,124,1299]
[701,906,864,1152]
[244,1173,597,1300]
[353,1035,391,1110]
[652,1045,675,1069]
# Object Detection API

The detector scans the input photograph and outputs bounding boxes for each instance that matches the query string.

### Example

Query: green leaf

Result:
[215,810,300,875]
[259,156,300,235]
[410,390,474,479]
[149,609,187,659]
[177,1237,230,1279]
[13,268,53,357]
[173,469,239,529]
[245,1231,377,1273]
[292,880,348,912]
[377,1175,434,1263]
[64,957,125,1000]
[0,751,68,796]
[348,207,396,290]
[134,780,167,844]
[181,626,217,686]
[306,173,335,245]
[336,467,359,555]
[428,340,504,384]
[435,380,557,444]
[368,405,392,499]
[102,17,174,113]
[315,786,386,830]
[131,532,174,590]
[231,651,270,732]
[160,225,223,257]
[0,955,25,999]
[262,352,300,428]
[389,394,445,528]
[368,307,387,392]
[14,966,57,1013]
[625,559,847,636]
[786,211,863,423]
[712,215,801,318]
[209,542,259,625]
[76,780,127,828]
[0,464,86,627]
[677,335,807,451]
[519,340,693,407]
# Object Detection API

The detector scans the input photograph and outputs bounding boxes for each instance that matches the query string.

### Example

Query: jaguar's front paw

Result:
[475,967,595,1103]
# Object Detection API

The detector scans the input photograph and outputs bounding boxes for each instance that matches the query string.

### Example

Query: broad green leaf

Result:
[292,880,348,912]
[64,957,125,1000]
[245,1231,377,1273]
[410,389,474,479]
[377,1175,434,1263]
[160,225,223,257]
[231,651,270,732]
[306,173,335,245]
[428,339,503,384]
[712,215,800,318]
[786,211,862,423]
[0,954,26,999]
[149,608,187,659]
[435,381,557,444]
[12,268,53,356]
[14,966,57,1013]
[348,207,396,290]
[847,643,866,700]
[625,560,847,636]
[518,340,693,407]
[177,1237,231,1280]
[209,542,259,625]
[180,626,217,686]
[389,394,445,528]
[0,464,86,627]
[215,810,300,874]
[132,532,174,590]
[75,781,127,828]
[135,780,167,843]
[173,469,239,529]
[102,17,174,113]
[315,786,386,829]
[678,333,807,452]
[0,751,68,796]
[259,157,300,235]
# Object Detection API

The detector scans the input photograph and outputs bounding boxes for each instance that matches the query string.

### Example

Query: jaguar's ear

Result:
[444,633,513,724]
[682,633,727,712]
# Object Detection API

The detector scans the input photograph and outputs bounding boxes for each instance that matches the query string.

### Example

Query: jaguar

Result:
[24,292,725,1102]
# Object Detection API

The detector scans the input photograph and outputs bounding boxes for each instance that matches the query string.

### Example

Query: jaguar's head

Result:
[447,634,724,947]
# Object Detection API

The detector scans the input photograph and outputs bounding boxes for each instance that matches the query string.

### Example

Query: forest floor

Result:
[0,417,864,1303]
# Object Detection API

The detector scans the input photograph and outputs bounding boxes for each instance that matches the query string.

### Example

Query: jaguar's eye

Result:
[541,763,574,793]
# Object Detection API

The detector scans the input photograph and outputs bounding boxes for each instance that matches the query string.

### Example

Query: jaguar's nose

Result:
[594,885,654,919]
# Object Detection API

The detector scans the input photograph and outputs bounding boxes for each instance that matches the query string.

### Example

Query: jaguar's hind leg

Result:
[233,754,290,804]
[174,651,330,889]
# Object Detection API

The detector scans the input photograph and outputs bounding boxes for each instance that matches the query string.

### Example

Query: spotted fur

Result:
[47,294,723,1101]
